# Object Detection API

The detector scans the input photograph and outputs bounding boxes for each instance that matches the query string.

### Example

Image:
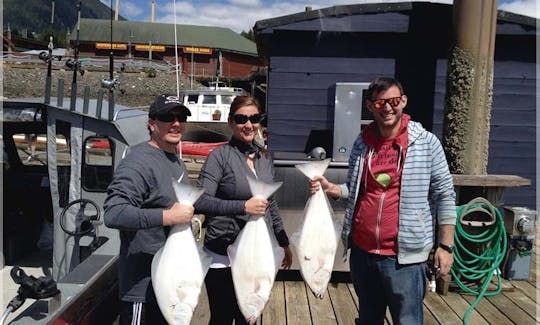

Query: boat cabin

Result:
[2,96,149,324]
[180,88,247,123]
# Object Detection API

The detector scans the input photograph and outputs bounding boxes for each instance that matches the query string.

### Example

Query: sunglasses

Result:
[155,113,187,123]
[232,113,262,124]
[370,96,403,110]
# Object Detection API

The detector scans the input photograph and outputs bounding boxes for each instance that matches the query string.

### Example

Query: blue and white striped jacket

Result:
[339,121,456,264]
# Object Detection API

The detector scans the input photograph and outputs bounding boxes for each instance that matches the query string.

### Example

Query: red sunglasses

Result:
[370,97,403,110]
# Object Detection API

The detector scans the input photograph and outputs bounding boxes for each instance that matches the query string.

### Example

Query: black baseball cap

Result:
[149,94,192,119]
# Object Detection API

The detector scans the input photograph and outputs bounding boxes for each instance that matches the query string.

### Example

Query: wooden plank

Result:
[423,292,462,324]
[423,305,440,325]
[270,56,396,74]
[284,281,312,324]
[439,293,489,324]
[500,278,516,292]
[452,174,531,187]
[502,289,537,319]
[327,282,358,325]
[511,281,537,300]
[460,294,514,325]
[306,283,338,325]
[261,281,286,325]
[486,294,535,324]
[192,284,210,325]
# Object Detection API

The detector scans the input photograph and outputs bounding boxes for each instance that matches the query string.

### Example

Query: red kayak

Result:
[180,141,227,156]
[89,140,225,157]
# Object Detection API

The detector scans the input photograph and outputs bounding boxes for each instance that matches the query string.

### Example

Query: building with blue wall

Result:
[254,2,536,208]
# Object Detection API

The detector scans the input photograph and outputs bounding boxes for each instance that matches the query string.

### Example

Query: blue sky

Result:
[100,0,538,33]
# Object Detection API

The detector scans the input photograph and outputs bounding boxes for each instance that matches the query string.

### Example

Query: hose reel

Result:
[452,197,507,325]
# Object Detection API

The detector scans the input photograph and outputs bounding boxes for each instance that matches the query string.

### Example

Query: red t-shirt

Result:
[352,115,409,255]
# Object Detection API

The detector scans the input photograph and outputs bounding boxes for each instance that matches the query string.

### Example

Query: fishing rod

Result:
[100,0,118,119]
[39,0,62,104]
[66,0,84,111]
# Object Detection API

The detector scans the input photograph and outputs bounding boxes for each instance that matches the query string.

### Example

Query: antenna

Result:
[115,0,119,20]
[151,0,156,22]
[51,0,55,25]
[109,0,114,82]
[173,0,180,96]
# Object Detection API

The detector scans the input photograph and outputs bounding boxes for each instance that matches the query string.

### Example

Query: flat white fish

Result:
[151,180,211,325]
[228,177,284,324]
[294,159,341,298]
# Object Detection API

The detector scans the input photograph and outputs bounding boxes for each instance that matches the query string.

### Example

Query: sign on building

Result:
[183,47,213,55]
[135,44,166,52]
[95,43,127,50]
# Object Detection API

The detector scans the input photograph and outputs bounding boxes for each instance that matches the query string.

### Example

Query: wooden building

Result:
[254,2,536,209]
[72,19,261,79]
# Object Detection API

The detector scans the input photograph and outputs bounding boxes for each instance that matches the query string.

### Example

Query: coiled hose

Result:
[451,197,507,325]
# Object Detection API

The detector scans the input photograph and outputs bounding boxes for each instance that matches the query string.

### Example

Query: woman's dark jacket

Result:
[194,138,289,255]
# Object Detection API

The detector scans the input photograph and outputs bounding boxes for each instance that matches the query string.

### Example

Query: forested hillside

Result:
[3,0,124,34]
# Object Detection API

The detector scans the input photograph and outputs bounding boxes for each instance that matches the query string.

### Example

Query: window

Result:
[13,133,69,166]
[202,95,217,104]
[13,133,46,166]
[82,137,113,192]
[187,94,199,104]
[221,95,235,105]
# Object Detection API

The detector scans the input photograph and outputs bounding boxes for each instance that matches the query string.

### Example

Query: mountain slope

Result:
[3,0,125,33]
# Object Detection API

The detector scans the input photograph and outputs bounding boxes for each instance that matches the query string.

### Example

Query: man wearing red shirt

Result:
[311,77,456,324]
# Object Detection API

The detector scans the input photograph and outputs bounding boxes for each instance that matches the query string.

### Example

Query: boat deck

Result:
[191,251,538,324]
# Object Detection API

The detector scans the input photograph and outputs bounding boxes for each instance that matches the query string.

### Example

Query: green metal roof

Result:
[74,19,257,56]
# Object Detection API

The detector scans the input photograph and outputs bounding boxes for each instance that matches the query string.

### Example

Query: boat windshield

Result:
[221,95,235,105]
[203,95,217,104]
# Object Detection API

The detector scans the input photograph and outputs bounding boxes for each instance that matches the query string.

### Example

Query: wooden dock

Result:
[185,157,537,324]
[191,249,538,325]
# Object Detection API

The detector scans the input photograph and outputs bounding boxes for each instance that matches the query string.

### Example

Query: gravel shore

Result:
[2,65,196,109]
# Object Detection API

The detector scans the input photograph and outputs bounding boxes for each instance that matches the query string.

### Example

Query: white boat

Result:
[180,87,247,123]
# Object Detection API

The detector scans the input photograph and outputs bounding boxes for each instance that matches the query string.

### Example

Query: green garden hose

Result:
[451,197,508,325]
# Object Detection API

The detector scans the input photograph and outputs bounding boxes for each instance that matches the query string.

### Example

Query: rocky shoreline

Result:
[2,65,196,109]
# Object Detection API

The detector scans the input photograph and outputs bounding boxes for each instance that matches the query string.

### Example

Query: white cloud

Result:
[141,0,537,33]
[499,0,538,18]
[121,1,145,19]
[229,0,261,6]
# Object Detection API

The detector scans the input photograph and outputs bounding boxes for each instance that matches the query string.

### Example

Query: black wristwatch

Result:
[438,243,454,254]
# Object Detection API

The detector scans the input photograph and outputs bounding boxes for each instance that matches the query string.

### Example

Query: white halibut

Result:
[151,180,211,325]
[294,159,341,298]
[227,177,284,324]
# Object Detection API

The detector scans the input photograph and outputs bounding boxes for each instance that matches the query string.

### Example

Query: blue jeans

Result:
[350,245,426,325]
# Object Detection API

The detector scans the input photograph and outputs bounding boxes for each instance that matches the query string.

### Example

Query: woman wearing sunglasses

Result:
[194,95,292,324]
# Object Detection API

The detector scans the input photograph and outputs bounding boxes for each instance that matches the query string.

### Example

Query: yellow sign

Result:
[95,42,127,50]
[183,46,212,55]
[135,44,166,52]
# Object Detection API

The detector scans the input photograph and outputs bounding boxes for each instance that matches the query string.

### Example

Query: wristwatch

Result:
[438,243,454,254]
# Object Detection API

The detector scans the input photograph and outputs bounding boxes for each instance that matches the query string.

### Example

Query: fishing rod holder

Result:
[65,58,84,76]
[0,267,60,325]
[38,51,62,63]
[101,78,118,90]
